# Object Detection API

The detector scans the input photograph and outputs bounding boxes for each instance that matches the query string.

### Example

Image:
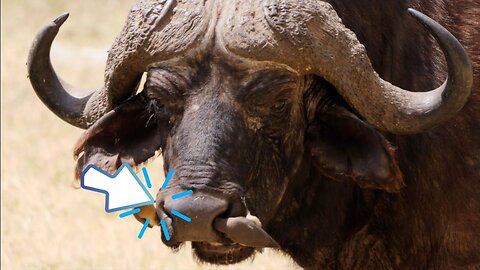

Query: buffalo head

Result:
[28,0,472,265]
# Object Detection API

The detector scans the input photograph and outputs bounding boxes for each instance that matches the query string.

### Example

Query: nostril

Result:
[218,198,247,219]
[159,191,231,242]
[164,193,229,221]
[155,205,179,246]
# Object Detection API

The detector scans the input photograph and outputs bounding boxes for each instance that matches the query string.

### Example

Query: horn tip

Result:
[407,8,421,17]
[407,8,429,23]
[53,12,70,26]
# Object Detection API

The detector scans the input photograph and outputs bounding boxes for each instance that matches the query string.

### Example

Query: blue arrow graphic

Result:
[81,163,155,213]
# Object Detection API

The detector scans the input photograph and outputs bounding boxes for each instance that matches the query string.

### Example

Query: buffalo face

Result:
[28,1,473,266]
[72,54,407,264]
[74,55,307,263]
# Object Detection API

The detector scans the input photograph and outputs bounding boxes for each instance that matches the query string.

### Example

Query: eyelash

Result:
[147,99,167,117]
[271,99,289,113]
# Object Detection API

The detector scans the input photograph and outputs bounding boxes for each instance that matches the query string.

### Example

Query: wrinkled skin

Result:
[74,53,409,265]
[36,0,479,269]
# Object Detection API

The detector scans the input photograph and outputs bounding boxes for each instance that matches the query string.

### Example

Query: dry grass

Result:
[1,1,300,269]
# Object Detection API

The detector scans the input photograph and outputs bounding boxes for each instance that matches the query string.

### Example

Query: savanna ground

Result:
[1,1,300,269]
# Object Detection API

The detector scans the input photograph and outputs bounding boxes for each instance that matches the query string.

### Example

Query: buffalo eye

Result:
[271,99,289,113]
[147,99,166,115]
[143,84,184,126]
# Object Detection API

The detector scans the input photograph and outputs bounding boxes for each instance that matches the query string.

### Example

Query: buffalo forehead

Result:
[117,0,315,72]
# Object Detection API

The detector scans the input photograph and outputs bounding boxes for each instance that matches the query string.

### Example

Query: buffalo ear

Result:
[73,94,165,179]
[306,105,404,192]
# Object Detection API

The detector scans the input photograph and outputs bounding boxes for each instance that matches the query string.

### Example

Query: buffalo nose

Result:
[158,191,243,243]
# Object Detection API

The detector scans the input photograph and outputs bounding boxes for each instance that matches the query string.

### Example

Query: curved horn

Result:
[28,7,177,129]
[336,8,473,134]
[253,3,473,134]
[27,13,99,129]
[314,7,473,134]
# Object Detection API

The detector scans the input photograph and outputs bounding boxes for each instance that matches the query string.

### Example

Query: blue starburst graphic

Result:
[117,167,193,240]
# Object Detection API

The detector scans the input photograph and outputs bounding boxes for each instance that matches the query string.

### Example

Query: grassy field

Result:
[1,1,299,269]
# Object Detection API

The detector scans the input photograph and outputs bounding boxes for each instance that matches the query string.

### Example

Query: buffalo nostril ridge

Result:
[159,191,233,243]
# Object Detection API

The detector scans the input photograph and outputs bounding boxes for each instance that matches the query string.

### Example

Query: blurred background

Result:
[1,1,299,269]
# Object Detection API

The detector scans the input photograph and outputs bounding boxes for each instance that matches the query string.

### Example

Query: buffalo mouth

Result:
[157,209,259,265]
[191,242,256,265]
[156,197,279,265]
[158,212,258,265]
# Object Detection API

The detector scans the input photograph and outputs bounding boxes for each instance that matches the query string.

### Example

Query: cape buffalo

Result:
[28,0,479,269]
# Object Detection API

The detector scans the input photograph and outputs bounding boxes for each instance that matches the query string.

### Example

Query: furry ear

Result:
[306,105,404,192]
[73,93,167,179]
